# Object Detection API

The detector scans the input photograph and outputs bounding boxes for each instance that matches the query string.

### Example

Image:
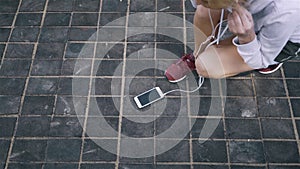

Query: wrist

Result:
[238,32,256,44]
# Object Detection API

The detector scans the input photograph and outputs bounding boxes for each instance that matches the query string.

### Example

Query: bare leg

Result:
[193,5,253,78]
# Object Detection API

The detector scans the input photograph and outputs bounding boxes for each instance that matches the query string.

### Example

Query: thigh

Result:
[195,44,253,78]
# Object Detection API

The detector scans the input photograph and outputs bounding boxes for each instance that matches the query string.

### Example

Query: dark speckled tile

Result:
[261,118,295,139]
[0,78,26,95]
[257,97,291,117]
[229,141,265,163]
[47,0,74,12]
[264,141,300,163]
[10,139,47,162]
[46,139,81,162]
[5,44,34,58]
[286,79,300,97]
[7,163,43,169]
[0,96,21,115]
[192,140,227,163]
[0,118,17,137]
[20,0,46,12]
[0,0,20,13]
[43,163,78,169]
[225,118,261,139]
[254,79,286,97]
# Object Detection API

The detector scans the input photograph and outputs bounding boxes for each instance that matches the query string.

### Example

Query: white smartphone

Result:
[134,87,164,109]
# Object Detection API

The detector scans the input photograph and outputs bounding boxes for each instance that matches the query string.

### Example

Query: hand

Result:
[227,4,256,44]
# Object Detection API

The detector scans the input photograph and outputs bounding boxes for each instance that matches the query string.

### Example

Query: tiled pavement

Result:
[0,0,300,169]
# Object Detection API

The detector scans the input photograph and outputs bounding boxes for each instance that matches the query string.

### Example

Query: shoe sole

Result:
[258,63,283,75]
[166,74,187,83]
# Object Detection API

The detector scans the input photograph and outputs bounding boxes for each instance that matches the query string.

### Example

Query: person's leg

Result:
[195,45,253,78]
[193,5,253,78]
[193,5,221,51]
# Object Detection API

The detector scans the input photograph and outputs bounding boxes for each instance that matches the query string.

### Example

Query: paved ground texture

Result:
[0,0,300,169]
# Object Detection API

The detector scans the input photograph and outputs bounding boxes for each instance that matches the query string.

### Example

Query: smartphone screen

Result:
[137,88,161,106]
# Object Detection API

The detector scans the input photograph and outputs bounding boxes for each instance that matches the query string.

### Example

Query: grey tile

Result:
[224,79,254,97]
[44,13,71,26]
[0,14,15,26]
[22,96,55,115]
[121,117,154,138]
[66,42,95,58]
[20,0,46,12]
[69,27,97,41]
[100,13,126,26]
[27,78,59,95]
[258,97,291,117]
[61,59,92,76]
[224,97,258,117]
[10,139,47,162]
[35,43,65,59]
[49,117,83,137]
[157,165,190,169]
[16,117,51,137]
[96,42,124,59]
[157,0,184,12]
[130,0,156,12]
[283,62,300,78]
[231,166,265,169]
[43,163,78,169]
[102,0,128,12]
[54,96,87,116]
[193,165,229,169]
[292,99,300,117]
[229,141,265,163]
[264,141,300,163]
[0,28,11,42]
[0,140,10,162]
[192,140,227,162]
[0,96,20,115]
[31,60,62,76]
[39,28,69,43]
[71,13,98,26]
[82,139,117,162]
[156,140,190,162]
[46,139,81,162]
[58,77,89,96]
[269,166,300,169]
[10,27,40,42]
[286,79,300,97]
[0,78,26,95]
[88,97,120,116]
[0,60,31,76]
[15,13,42,26]
[73,0,100,12]
[7,163,43,169]
[254,79,286,97]
[191,118,225,139]
[47,0,74,12]
[0,118,17,137]
[225,118,261,139]
[5,44,34,58]
[119,164,154,169]
[80,163,115,169]
[0,0,19,13]
[261,118,295,139]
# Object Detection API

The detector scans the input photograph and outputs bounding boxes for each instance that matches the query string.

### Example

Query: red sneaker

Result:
[165,53,196,83]
[257,63,283,75]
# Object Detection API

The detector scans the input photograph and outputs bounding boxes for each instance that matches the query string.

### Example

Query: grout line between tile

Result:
[77,0,103,169]
[281,67,300,156]
[115,0,131,168]
[4,0,50,168]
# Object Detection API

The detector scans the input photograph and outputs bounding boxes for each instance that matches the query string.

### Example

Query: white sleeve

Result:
[233,9,299,69]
